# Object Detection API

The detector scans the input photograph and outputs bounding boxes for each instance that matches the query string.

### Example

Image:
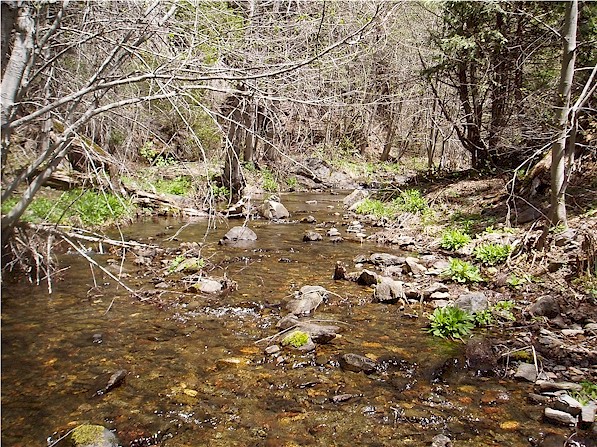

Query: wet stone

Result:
[430,434,452,447]
[454,292,488,314]
[528,295,561,319]
[514,362,540,382]
[544,407,577,426]
[369,253,405,266]
[265,345,280,355]
[303,231,323,242]
[339,353,377,374]
[356,269,378,286]
[553,394,583,416]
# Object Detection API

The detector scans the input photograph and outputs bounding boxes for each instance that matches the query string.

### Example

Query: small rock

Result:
[286,285,328,316]
[344,189,370,208]
[339,353,377,374]
[553,394,583,416]
[369,253,405,266]
[301,215,317,223]
[429,291,451,300]
[528,393,552,405]
[535,380,583,392]
[373,277,405,304]
[331,393,359,403]
[514,362,539,382]
[581,401,596,424]
[265,345,280,355]
[544,407,577,426]
[561,329,584,337]
[454,292,488,314]
[430,434,452,447]
[327,227,341,237]
[303,231,323,242]
[219,226,257,245]
[528,295,560,319]
[357,269,378,286]
[423,282,449,298]
[259,200,290,219]
[329,236,344,243]
[404,257,427,275]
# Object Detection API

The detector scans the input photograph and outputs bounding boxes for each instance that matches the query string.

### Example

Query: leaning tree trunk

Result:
[1,2,35,168]
[550,0,577,227]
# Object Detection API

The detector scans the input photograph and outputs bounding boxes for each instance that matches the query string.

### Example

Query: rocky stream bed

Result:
[2,185,596,447]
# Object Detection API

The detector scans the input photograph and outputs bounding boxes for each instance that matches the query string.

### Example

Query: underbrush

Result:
[1,189,132,227]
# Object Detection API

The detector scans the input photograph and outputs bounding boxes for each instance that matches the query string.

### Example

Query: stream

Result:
[1,192,569,446]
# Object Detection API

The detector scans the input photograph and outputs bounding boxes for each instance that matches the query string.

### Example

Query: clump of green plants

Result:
[155,176,193,196]
[570,381,597,405]
[286,176,298,189]
[440,228,472,250]
[442,258,483,283]
[492,300,516,321]
[210,184,231,201]
[354,198,398,218]
[474,242,512,265]
[473,309,494,327]
[167,255,186,274]
[395,189,428,214]
[427,306,475,340]
[139,141,176,167]
[282,330,310,348]
[70,190,131,226]
[262,168,278,192]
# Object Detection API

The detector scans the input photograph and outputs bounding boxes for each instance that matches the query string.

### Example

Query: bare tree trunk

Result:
[550,0,577,227]
[1,2,35,166]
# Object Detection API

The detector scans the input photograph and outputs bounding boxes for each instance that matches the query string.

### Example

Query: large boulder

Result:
[219,226,257,246]
[70,424,118,447]
[259,200,289,220]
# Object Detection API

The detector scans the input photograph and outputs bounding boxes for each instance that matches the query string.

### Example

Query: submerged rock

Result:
[339,353,377,374]
[430,434,452,447]
[465,338,497,373]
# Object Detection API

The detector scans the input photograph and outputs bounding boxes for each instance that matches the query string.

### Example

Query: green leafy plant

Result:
[262,168,278,192]
[492,300,516,321]
[354,198,398,218]
[474,309,494,326]
[286,176,298,189]
[282,330,310,348]
[210,184,231,201]
[427,306,475,340]
[443,258,483,283]
[474,243,512,265]
[395,189,428,214]
[570,381,597,405]
[168,255,186,273]
[440,228,472,250]
[155,176,192,196]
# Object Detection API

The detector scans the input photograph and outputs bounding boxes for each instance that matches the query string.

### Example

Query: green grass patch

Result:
[2,190,131,227]
[262,168,278,192]
[395,189,428,213]
[282,330,310,348]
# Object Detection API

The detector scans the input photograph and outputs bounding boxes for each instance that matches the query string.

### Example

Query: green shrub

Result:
[354,198,397,218]
[474,243,512,265]
[155,176,192,196]
[440,228,471,250]
[286,176,298,189]
[427,306,475,340]
[395,189,428,214]
[474,309,494,326]
[282,330,310,348]
[443,258,483,283]
[210,184,230,201]
[262,168,278,192]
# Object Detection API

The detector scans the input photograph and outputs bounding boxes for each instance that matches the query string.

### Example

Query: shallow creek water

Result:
[2,192,569,446]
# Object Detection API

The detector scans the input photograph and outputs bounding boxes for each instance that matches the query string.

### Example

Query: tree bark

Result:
[1,1,35,166]
[550,0,577,227]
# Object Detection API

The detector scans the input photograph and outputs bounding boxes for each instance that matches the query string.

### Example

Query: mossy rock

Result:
[70,424,118,447]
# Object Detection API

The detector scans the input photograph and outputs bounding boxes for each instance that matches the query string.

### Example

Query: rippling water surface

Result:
[1,192,567,446]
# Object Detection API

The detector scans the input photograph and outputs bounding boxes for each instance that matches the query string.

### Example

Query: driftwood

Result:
[127,188,211,218]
